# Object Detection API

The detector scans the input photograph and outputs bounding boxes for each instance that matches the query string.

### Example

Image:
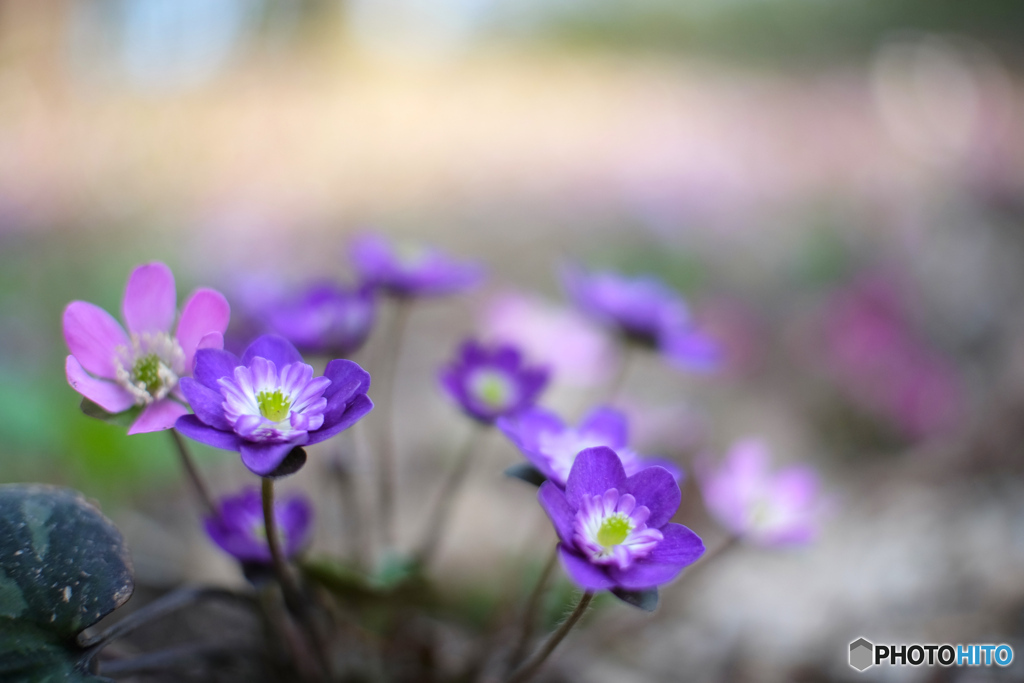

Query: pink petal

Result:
[176,288,230,370]
[63,301,130,379]
[128,399,189,435]
[123,262,177,335]
[65,355,135,413]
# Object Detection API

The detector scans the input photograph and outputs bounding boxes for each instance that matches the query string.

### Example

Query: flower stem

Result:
[606,344,636,406]
[261,478,331,681]
[505,591,594,683]
[376,297,412,546]
[507,545,559,668]
[414,424,485,566]
[168,429,216,518]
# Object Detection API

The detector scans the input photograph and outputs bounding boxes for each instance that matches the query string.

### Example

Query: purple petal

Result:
[322,359,371,402]
[122,262,177,335]
[279,496,314,557]
[565,446,627,509]
[193,348,241,390]
[624,466,681,529]
[63,301,130,380]
[65,355,135,413]
[578,406,628,448]
[175,414,242,450]
[646,523,705,565]
[497,407,565,451]
[179,377,231,430]
[660,328,722,372]
[306,394,374,445]
[557,544,615,591]
[176,288,230,370]
[641,457,685,484]
[128,399,189,435]
[538,482,575,546]
[242,334,303,368]
[607,559,686,590]
[240,441,302,477]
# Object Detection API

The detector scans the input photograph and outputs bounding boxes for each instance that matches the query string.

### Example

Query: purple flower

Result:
[699,439,824,547]
[175,334,373,476]
[439,340,549,424]
[63,262,230,434]
[561,264,720,371]
[498,405,683,486]
[349,233,485,297]
[204,487,312,563]
[539,447,704,591]
[264,283,376,357]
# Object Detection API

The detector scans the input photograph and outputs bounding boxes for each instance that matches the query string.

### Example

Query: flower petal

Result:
[646,523,705,565]
[578,406,628,448]
[242,334,303,368]
[193,348,241,390]
[128,399,189,435]
[176,288,230,370]
[63,301,130,379]
[565,446,627,510]
[538,482,575,546]
[306,394,374,445]
[175,414,242,450]
[179,377,231,430]
[624,466,681,529]
[240,441,301,477]
[557,544,615,591]
[123,262,177,335]
[607,559,686,590]
[65,355,135,413]
[322,359,371,402]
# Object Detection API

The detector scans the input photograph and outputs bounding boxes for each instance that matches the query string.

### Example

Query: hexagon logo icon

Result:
[849,637,874,671]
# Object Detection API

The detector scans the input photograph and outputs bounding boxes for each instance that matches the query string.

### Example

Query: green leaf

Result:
[610,587,659,612]
[503,463,547,487]
[79,398,142,429]
[0,621,110,682]
[0,484,134,637]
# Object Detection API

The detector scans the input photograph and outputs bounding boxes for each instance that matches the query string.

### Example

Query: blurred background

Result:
[3,0,1024,680]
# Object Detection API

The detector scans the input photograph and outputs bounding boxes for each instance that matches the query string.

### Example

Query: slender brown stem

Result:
[414,424,485,566]
[376,298,412,546]
[261,478,331,681]
[507,545,559,668]
[168,429,216,518]
[505,591,594,683]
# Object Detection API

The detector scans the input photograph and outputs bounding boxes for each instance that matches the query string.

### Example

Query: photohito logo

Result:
[848,637,1013,672]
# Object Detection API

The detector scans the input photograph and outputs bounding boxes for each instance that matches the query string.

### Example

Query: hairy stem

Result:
[168,429,216,518]
[505,591,594,683]
[262,478,332,681]
[507,545,560,668]
[414,424,485,566]
[376,298,412,546]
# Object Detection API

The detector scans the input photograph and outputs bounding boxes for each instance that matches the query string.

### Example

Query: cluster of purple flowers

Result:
[61,236,826,621]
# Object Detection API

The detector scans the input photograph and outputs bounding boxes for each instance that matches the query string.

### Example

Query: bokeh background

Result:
[3,1,1024,680]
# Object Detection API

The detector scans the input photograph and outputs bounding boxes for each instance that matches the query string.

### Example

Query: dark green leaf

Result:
[503,463,547,487]
[79,399,142,429]
[0,620,110,682]
[0,484,134,637]
[610,587,659,612]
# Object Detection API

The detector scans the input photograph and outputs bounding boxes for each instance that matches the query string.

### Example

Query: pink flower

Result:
[63,262,230,435]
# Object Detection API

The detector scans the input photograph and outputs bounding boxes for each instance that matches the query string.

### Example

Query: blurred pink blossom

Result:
[822,275,964,439]
[478,292,616,387]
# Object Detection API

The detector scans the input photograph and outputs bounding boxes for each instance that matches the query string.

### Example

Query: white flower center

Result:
[114,332,185,405]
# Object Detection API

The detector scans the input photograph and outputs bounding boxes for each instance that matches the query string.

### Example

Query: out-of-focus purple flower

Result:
[439,340,549,424]
[539,446,704,591]
[204,487,312,563]
[349,233,484,297]
[175,334,373,476]
[498,405,683,486]
[699,439,824,547]
[821,276,963,439]
[264,283,376,357]
[479,292,616,387]
[63,262,230,434]
[561,264,720,371]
